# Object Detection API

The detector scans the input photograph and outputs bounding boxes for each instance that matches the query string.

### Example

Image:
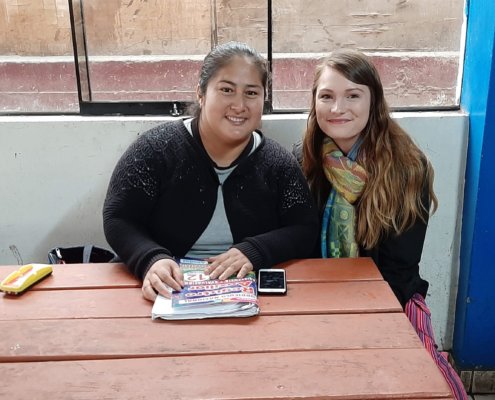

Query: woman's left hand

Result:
[206,248,253,280]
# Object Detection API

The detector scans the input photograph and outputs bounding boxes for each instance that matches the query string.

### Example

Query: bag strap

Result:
[48,248,63,264]
[82,245,93,263]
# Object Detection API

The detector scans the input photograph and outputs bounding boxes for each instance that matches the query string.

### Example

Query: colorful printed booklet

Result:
[151,258,259,320]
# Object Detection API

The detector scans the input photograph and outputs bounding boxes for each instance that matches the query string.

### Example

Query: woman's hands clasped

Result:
[206,248,253,280]
[141,248,253,302]
[142,258,184,301]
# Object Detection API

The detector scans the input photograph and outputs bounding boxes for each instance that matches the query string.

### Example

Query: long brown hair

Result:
[302,49,438,249]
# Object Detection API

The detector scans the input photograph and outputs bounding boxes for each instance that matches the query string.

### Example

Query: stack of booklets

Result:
[151,259,260,320]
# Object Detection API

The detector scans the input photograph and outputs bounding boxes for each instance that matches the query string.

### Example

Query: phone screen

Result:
[258,269,286,294]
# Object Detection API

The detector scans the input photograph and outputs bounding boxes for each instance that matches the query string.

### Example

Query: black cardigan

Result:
[103,120,319,280]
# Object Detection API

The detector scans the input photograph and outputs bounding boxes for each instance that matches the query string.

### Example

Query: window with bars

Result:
[0,0,466,115]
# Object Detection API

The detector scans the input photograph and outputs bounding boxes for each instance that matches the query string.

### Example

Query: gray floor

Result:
[470,395,495,399]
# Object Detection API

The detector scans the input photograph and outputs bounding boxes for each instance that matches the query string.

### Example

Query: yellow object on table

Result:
[0,264,53,295]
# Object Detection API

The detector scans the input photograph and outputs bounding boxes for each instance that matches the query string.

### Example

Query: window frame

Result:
[68,0,274,116]
[0,0,462,116]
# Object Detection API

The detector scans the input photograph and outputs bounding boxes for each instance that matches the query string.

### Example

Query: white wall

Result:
[0,112,468,348]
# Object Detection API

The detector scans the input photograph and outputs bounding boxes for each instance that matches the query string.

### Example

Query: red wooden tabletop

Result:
[0,258,453,399]
[0,257,382,290]
[0,313,422,362]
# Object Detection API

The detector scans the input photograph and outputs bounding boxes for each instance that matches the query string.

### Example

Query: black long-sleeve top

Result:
[103,120,319,281]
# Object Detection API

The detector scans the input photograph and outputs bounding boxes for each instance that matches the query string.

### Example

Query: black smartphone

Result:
[257,269,287,295]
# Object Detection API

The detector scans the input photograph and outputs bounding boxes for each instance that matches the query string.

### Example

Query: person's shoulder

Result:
[134,119,191,154]
[253,137,304,179]
[260,136,297,161]
[141,119,187,140]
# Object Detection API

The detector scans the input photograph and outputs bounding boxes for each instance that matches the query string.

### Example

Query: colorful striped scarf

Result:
[321,137,367,258]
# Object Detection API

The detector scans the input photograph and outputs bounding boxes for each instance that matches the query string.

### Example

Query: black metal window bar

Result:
[68,0,273,116]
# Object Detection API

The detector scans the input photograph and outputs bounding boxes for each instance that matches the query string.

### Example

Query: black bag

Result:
[48,245,116,264]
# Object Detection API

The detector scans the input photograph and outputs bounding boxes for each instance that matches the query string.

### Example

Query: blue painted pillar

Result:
[454,0,495,368]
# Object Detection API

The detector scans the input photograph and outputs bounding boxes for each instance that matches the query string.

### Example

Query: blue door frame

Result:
[455,0,495,369]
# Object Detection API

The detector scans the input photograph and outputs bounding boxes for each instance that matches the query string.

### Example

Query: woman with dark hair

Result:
[103,41,318,302]
[296,48,466,399]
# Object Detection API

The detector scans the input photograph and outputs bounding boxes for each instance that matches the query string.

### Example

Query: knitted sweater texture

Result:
[103,120,319,280]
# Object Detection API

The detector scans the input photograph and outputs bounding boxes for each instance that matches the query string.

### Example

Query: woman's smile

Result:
[226,115,248,125]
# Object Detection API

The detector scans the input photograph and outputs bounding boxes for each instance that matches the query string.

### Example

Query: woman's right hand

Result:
[142,258,184,302]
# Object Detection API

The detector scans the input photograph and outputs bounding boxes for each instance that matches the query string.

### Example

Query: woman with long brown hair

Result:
[297,48,466,399]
